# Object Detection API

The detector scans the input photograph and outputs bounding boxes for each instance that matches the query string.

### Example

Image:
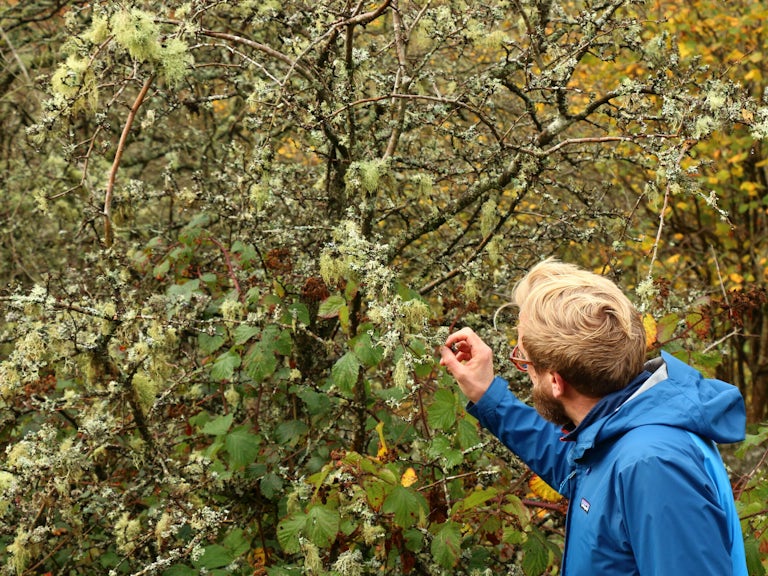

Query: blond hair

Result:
[512,259,646,397]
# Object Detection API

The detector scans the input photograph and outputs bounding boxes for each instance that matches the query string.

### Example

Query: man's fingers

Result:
[439,345,458,368]
[444,329,478,358]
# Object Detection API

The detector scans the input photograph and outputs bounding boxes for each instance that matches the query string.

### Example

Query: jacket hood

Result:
[569,351,746,461]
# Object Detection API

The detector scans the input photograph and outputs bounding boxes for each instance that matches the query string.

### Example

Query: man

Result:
[440,259,747,575]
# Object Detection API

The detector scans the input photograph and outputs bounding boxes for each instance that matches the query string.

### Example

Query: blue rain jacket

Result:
[467,351,747,575]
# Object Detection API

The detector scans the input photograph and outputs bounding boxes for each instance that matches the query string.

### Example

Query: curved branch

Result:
[199,29,318,86]
[538,133,676,156]
[104,74,154,247]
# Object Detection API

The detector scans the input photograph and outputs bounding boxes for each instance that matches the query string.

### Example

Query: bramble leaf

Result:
[304,504,340,549]
[382,485,428,528]
[431,521,462,568]
[331,351,360,395]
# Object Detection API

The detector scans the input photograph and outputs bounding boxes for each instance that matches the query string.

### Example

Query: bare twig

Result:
[540,133,677,156]
[0,24,31,83]
[710,244,730,306]
[702,329,740,354]
[384,2,408,159]
[647,140,697,273]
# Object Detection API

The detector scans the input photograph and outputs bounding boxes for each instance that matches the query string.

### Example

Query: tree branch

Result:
[104,74,154,247]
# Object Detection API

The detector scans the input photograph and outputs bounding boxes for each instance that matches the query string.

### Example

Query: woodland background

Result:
[1,0,767,574]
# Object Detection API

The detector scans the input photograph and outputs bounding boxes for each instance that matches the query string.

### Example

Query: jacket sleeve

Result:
[617,447,737,575]
[466,376,572,491]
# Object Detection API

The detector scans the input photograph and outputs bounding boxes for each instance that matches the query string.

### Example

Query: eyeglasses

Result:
[509,344,533,372]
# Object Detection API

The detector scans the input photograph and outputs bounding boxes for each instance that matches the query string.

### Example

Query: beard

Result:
[532,383,571,427]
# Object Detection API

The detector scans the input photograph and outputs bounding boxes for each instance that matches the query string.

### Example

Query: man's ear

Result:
[551,372,568,399]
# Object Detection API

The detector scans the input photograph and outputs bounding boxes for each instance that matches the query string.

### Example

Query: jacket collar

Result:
[561,358,666,459]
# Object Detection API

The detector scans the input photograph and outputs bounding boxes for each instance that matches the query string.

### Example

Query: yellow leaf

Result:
[528,474,562,502]
[375,420,388,460]
[639,235,656,253]
[643,314,657,348]
[400,467,418,487]
[740,181,760,196]
[211,99,228,115]
[248,547,266,568]
[729,273,744,284]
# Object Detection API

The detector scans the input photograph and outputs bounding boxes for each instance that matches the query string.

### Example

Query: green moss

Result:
[111,9,161,63]
[160,37,192,87]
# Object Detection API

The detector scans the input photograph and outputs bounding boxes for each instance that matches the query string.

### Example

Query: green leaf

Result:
[277,512,306,554]
[192,544,233,569]
[456,416,481,450]
[362,476,392,510]
[318,294,347,319]
[200,272,218,285]
[331,351,360,396]
[162,565,196,576]
[690,351,723,377]
[260,472,284,499]
[409,338,435,378]
[744,533,767,576]
[265,567,304,576]
[225,427,261,469]
[304,504,340,549]
[274,419,308,447]
[431,521,462,568]
[427,389,456,430]
[736,425,768,457]
[403,527,425,552]
[296,388,331,416]
[98,551,120,568]
[450,487,498,515]
[427,434,463,468]
[244,341,277,383]
[287,303,311,325]
[657,312,679,343]
[222,527,250,557]
[167,279,201,299]
[202,413,234,436]
[382,485,428,528]
[273,329,293,355]
[233,324,261,345]
[522,529,550,576]
[502,494,530,527]
[231,241,258,266]
[153,258,170,279]
[352,332,384,367]
[427,435,451,458]
[211,349,241,381]
[199,331,226,354]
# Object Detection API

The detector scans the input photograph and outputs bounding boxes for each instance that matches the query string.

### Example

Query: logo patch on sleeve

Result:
[580,498,591,514]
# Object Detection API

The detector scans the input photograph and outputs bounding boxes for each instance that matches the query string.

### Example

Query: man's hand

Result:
[439,327,495,403]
